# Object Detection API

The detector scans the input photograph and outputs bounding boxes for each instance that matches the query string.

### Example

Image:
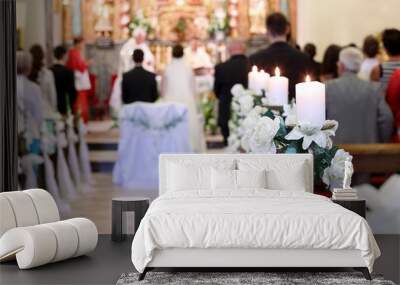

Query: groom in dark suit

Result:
[122,49,158,104]
[250,13,315,100]
[214,40,249,146]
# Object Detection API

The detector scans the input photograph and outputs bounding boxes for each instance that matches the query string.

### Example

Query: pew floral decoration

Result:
[227,84,351,190]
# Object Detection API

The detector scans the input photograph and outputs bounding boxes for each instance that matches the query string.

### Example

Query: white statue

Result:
[342,158,354,189]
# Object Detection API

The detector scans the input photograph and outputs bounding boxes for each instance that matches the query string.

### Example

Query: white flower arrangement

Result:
[227,84,353,190]
[231,84,259,117]
[241,116,280,154]
[282,103,297,126]
[285,120,338,150]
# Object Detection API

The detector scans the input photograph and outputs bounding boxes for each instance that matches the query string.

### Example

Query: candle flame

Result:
[305,75,311,82]
[252,65,258,72]
[275,67,280,77]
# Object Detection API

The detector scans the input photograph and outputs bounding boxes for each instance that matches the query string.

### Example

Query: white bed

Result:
[131,154,380,280]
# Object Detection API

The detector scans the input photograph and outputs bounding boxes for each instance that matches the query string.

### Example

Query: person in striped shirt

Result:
[371,29,400,90]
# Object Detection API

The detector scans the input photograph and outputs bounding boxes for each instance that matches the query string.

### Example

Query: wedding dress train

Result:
[161,59,206,153]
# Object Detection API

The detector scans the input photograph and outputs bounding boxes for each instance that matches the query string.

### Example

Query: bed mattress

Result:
[131,190,380,273]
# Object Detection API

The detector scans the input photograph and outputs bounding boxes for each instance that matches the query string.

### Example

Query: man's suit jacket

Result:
[214,54,250,126]
[326,73,393,144]
[50,64,77,115]
[122,66,158,104]
[249,42,315,100]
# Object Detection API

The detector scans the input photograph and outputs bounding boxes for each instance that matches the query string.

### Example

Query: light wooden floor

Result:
[62,173,159,234]
[66,121,224,234]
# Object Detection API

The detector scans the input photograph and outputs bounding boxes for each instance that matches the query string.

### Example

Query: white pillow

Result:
[266,167,306,192]
[236,169,267,189]
[237,158,308,192]
[167,159,235,191]
[211,169,268,191]
[167,163,207,191]
[211,169,236,190]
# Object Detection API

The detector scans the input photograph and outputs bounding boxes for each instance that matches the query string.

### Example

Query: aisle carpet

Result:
[116,271,395,285]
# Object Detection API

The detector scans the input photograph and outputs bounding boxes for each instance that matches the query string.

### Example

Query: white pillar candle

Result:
[268,67,288,106]
[248,66,268,95]
[296,75,326,126]
[259,69,270,93]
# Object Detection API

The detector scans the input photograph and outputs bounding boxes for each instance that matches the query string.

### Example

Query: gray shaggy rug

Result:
[116,271,395,285]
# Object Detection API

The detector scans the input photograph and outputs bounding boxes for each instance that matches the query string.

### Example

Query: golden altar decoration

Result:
[60,0,297,43]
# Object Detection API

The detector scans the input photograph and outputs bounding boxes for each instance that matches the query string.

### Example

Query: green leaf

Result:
[262,109,275,120]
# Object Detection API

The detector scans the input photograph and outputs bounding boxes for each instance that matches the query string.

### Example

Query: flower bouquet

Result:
[227,84,353,190]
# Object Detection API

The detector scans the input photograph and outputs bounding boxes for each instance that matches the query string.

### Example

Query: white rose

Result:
[232,101,240,112]
[241,108,261,129]
[231,84,245,98]
[238,94,254,115]
[227,133,241,152]
[247,116,280,154]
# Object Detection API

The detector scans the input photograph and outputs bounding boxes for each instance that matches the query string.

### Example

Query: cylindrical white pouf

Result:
[43,221,79,262]
[64,218,98,257]
[0,226,57,269]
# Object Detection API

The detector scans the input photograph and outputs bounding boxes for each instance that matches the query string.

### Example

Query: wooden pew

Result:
[338,144,400,174]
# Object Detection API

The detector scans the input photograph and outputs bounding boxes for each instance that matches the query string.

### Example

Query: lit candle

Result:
[296,75,326,126]
[248,65,258,92]
[259,69,270,92]
[248,66,269,95]
[268,67,288,106]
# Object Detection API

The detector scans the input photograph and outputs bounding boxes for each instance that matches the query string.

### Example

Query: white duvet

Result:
[131,190,380,273]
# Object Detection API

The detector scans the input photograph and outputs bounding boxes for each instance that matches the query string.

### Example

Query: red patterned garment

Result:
[66,48,88,73]
[386,69,400,142]
[66,47,90,122]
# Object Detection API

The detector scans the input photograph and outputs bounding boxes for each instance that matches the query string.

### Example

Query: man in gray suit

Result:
[326,47,393,144]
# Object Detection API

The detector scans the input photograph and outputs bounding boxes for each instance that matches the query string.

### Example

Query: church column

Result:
[45,0,54,65]
[0,0,18,192]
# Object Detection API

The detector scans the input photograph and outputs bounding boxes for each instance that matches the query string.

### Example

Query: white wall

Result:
[297,0,400,61]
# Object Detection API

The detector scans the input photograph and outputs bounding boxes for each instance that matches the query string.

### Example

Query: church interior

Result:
[1,0,400,284]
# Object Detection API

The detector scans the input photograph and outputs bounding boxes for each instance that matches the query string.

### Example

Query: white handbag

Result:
[74,70,91,91]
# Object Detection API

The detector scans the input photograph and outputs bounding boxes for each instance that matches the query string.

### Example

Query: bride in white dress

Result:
[161,45,206,153]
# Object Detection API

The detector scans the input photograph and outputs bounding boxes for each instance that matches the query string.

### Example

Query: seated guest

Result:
[122,49,158,104]
[359,35,380,81]
[17,51,44,153]
[326,47,393,144]
[303,43,321,80]
[320,44,341,82]
[371,28,400,90]
[386,69,400,142]
[250,13,315,100]
[50,46,77,115]
[214,40,249,146]
[29,44,57,115]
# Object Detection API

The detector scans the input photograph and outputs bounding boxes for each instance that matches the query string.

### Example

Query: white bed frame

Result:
[140,154,370,280]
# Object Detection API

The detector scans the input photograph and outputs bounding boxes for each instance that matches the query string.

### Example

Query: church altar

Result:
[62,0,297,42]
[58,0,297,105]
